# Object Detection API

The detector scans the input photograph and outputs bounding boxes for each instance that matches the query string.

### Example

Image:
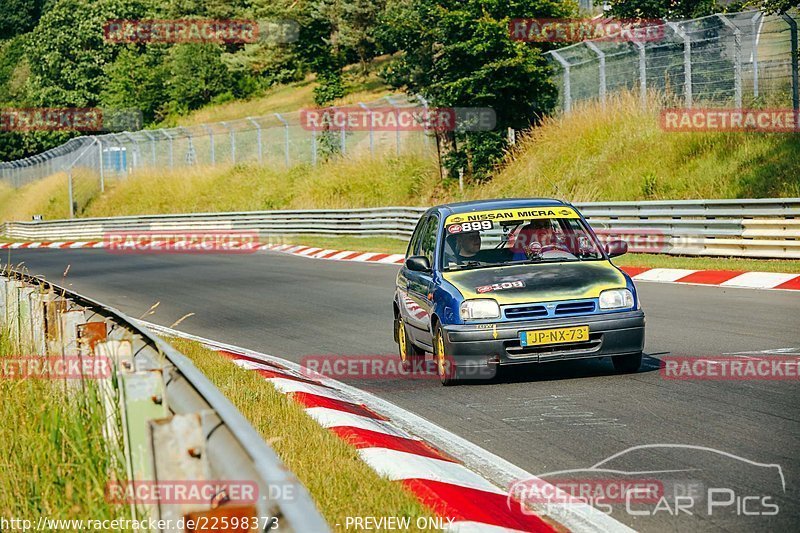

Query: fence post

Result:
[221,122,236,165]
[633,41,647,110]
[585,41,607,110]
[669,22,692,108]
[385,95,401,156]
[416,94,431,147]
[358,103,374,155]
[275,113,290,167]
[550,51,572,113]
[247,117,263,163]
[311,125,317,166]
[784,13,799,118]
[68,170,74,219]
[719,14,742,108]
[163,130,174,169]
[96,136,105,193]
[751,12,762,98]
[202,125,215,165]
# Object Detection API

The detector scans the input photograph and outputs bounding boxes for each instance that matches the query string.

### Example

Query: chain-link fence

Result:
[545,10,799,112]
[0,94,435,215]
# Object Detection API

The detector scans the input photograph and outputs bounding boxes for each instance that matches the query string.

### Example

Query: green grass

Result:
[170,338,435,532]
[0,329,130,527]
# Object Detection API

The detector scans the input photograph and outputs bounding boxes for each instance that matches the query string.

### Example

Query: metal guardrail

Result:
[0,268,329,533]
[2,199,799,259]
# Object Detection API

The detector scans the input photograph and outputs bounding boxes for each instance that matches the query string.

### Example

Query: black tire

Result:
[433,324,458,386]
[396,316,424,372]
[612,352,643,373]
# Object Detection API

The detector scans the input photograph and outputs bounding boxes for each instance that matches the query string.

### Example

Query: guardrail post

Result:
[275,113,290,166]
[668,22,692,108]
[247,117,263,163]
[550,51,572,113]
[358,103,374,155]
[150,413,210,525]
[585,41,607,110]
[783,13,799,117]
[719,15,742,108]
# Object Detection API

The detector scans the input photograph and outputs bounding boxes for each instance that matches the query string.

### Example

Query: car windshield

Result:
[441,215,604,271]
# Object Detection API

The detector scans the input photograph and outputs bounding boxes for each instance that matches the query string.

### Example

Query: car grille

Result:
[502,299,597,320]
[504,305,548,320]
[555,301,596,315]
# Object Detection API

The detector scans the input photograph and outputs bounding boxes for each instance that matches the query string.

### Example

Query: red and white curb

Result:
[140,321,632,533]
[6,240,798,291]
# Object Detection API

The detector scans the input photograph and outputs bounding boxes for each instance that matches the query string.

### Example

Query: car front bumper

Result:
[442,310,645,368]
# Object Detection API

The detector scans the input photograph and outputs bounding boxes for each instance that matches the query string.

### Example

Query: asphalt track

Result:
[6,248,799,532]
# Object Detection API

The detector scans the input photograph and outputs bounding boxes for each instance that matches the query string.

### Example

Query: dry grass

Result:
[170,338,434,531]
[475,91,800,201]
[0,328,130,526]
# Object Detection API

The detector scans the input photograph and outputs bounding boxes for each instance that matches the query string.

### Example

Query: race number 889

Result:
[460,221,492,232]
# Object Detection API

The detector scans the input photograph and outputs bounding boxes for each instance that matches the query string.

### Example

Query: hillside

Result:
[2,92,798,222]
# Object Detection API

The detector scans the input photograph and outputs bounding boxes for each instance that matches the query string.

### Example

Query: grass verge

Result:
[0,330,130,526]
[272,235,800,273]
[170,337,435,531]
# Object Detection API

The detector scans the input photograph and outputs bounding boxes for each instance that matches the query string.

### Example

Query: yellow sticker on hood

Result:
[445,207,579,225]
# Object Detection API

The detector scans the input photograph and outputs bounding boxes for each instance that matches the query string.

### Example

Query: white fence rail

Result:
[3,199,799,259]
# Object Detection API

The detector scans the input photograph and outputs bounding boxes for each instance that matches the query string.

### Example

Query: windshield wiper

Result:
[444,260,491,271]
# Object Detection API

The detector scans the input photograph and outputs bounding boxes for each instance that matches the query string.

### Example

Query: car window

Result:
[406,215,427,258]
[418,214,439,265]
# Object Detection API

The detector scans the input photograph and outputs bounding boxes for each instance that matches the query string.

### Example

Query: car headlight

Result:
[599,289,634,310]
[460,299,500,320]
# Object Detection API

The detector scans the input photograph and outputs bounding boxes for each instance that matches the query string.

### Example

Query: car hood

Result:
[442,261,627,304]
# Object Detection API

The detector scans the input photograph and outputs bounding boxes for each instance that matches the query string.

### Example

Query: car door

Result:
[404,213,439,348]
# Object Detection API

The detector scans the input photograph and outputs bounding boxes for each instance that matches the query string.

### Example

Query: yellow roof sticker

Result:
[444,206,579,226]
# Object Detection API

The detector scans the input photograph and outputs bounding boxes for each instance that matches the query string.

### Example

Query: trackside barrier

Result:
[0,267,329,533]
[2,198,799,259]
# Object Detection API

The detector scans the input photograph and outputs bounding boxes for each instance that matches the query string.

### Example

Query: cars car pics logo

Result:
[476,280,525,294]
[447,224,464,234]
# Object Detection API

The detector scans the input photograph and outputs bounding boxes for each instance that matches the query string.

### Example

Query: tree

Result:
[101,47,169,123]
[380,0,572,180]
[165,43,233,113]
[746,0,799,14]
[0,0,47,39]
[607,0,727,20]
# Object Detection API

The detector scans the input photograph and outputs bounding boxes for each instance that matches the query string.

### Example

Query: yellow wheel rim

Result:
[398,320,408,363]
[436,333,446,376]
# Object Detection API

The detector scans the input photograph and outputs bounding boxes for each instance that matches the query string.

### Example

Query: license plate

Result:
[520,326,589,347]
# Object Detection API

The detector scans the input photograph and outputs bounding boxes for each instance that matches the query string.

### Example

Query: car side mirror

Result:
[605,240,628,258]
[405,255,431,272]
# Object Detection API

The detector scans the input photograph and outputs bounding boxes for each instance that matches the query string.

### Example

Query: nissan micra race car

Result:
[393,199,645,385]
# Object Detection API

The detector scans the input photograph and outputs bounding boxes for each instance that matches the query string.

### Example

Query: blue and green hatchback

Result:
[393,198,645,385]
